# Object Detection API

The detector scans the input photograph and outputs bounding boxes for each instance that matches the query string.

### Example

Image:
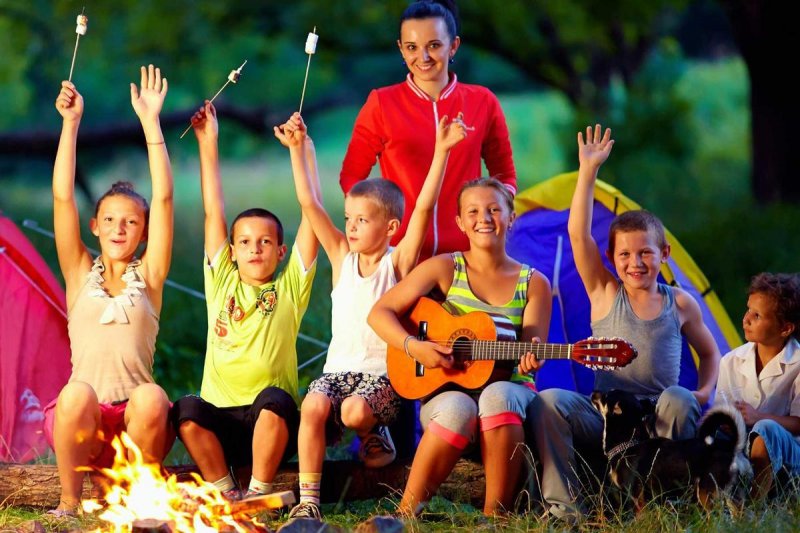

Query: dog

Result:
[591,389,752,512]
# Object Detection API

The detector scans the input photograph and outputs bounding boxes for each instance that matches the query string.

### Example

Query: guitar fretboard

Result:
[469,340,573,361]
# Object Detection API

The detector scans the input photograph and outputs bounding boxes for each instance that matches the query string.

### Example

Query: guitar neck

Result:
[470,340,572,362]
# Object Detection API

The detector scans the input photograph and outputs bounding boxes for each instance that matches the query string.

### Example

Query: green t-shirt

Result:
[200,243,316,407]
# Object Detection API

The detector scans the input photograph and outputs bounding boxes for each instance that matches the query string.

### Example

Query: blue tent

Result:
[507,172,741,395]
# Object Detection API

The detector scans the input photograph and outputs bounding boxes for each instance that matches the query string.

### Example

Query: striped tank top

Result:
[443,252,532,341]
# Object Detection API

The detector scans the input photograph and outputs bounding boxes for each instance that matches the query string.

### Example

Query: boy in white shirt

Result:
[274,111,467,519]
[715,272,800,499]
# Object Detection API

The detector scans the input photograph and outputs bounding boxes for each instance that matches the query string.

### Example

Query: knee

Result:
[256,409,286,433]
[428,395,477,434]
[478,382,529,420]
[340,397,372,428]
[300,394,331,425]
[750,435,770,461]
[531,388,571,419]
[658,386,697,412]
[178,419,205,441]
[128,384,170,424]
[56,382,98,420]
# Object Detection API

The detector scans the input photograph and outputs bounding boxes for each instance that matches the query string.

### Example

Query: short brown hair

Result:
[230,208,284,245]
[748,272,800,340]
[608,210,667,253]
[457,177,514,213]
[348,178,405,221]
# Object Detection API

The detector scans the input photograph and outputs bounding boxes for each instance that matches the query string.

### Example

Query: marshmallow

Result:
[75,14,88,35]
[305,32,318,55]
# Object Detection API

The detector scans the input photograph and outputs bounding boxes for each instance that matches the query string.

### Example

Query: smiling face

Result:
[456,185,515,249]
[607,230,668,291]
[230,216,287,286]
[91,195,148,261]
[743,292,791,347]
[398,17,460,91]
[344,195,397,254]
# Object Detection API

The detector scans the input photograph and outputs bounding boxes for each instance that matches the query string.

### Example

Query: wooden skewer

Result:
[298,26,317,114]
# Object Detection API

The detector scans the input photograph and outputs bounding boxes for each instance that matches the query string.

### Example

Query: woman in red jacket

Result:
[340,0,516,259]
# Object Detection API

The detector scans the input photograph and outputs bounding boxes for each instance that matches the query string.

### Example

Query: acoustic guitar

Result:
[387,297,637,400]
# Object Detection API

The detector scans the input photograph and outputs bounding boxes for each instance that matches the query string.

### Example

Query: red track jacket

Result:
[340,74,517,259]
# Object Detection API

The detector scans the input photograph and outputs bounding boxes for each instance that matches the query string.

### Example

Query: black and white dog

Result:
[592,389,751,511]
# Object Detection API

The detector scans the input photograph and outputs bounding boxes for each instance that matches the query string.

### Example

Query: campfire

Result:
[80,433,293,532]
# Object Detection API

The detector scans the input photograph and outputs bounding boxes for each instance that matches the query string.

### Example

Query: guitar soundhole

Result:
[452,337,472,368]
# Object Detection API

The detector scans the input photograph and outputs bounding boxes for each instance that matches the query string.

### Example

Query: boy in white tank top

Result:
[274,111,467,519]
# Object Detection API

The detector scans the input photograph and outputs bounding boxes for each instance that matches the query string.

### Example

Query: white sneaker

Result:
[358,426,396,468]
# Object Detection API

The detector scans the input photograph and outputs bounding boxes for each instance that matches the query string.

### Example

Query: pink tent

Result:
[0,215,71,462]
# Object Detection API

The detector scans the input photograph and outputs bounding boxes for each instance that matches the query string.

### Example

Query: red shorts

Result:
[43,399,128,469]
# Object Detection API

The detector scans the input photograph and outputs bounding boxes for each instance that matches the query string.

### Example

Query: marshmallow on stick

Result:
[180,60,248,139]
[298,27,318,114]
[68,9,88,82]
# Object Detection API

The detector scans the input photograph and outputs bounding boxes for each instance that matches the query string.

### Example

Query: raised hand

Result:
[55,81,84,123]
[130,65,168,123]
[577,124,614,168]
[435,112,469,152]
[273,112,307,148]
[191,100,218,142]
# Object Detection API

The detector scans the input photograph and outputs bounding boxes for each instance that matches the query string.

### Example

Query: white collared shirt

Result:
[714,337,800,419]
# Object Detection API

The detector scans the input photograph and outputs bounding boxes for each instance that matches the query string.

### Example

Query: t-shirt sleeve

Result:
[481,90,517,195]
[204,241,236,303]
[279,243,317,315]
[340,89,385,194]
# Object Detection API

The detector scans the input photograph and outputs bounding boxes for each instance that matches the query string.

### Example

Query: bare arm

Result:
[367,255,455,369]
[132,65,174,296]
[393,114,467,278]
[568,125,617,314]
[677,289,720,405]
[518,270,552,374]
[275,113,345,277]
[52,81,92,302]
[192,101,228,259]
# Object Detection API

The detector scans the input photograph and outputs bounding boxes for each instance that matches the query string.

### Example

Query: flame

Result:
[80,432,264,532]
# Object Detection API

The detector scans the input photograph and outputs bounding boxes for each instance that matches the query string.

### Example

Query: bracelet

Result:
[147,140,165,145]
[403,335,415,358]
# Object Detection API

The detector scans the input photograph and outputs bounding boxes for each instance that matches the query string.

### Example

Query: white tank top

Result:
[323,250,396,375]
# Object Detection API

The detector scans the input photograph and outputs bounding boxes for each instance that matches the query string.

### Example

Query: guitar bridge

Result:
[416,321,428,377]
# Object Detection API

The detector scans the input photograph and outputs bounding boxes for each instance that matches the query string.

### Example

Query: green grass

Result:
[4,495,800,532]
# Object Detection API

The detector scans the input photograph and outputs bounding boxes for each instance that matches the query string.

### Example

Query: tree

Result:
[719,0,798,203]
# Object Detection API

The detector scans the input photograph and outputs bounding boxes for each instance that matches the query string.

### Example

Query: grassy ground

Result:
[4,494,800,532]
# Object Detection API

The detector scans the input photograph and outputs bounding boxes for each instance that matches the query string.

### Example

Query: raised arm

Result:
[568,124,617,309]
[393,113,467,278]
[52,81,92,301]
[275,113,344,276]
[131,65,173,293]
[191,101,228,259]
[367,255,455,369]
[676,289,720,405]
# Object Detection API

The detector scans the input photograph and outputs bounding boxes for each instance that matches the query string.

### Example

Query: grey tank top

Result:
[591,283,682,397]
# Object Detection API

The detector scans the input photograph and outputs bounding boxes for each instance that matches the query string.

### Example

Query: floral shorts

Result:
[306,372,401,438]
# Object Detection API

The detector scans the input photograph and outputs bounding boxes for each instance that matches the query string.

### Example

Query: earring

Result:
[449,57,455,64]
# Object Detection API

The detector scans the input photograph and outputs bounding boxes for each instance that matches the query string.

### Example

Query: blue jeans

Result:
[750,419,800,476]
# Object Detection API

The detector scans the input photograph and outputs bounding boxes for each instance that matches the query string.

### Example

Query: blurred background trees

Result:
[0,0,794,397]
